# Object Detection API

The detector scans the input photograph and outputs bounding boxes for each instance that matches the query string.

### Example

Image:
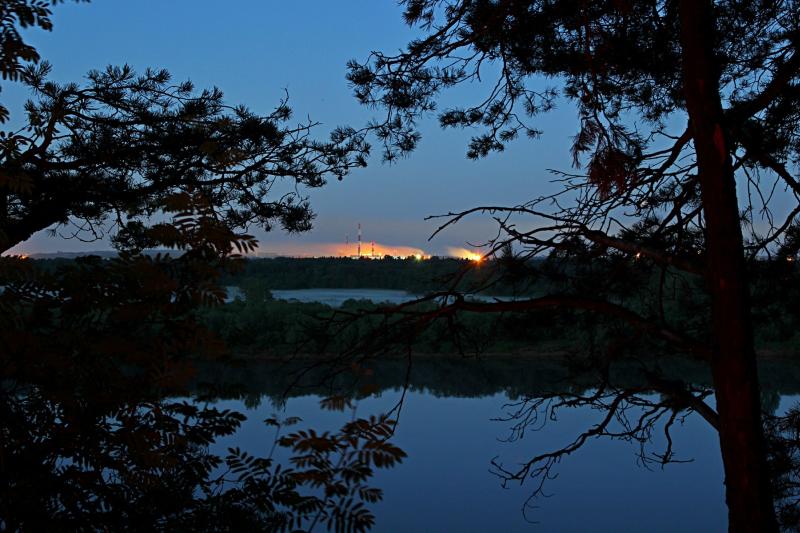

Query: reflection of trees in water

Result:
[194,354,800,529]
[193,356,800,408]
[0,384,403,531]
[0,252,404,531]
[492,369,800,530]
[766,407,800,530]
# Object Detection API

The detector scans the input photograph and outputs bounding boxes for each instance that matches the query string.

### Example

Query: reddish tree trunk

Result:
[678,1,777,531]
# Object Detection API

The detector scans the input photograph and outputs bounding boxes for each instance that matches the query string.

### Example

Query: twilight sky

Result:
[7,0,583,257]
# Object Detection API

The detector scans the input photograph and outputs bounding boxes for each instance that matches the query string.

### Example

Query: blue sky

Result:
[7,0,582,256]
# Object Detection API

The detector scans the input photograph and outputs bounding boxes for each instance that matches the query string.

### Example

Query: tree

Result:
[0,60,370,253]
[0,0,86,122]
[348,1,800,530]
[0,2,406,530]
[0,3,369,254]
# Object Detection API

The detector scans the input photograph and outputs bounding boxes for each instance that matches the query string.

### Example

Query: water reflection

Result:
[5,354,800,531]
[0,365,403,531]
[196,356,800,532]
[214,382,726,531]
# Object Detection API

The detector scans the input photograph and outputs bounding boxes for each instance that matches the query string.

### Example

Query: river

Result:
[195,356,800,532]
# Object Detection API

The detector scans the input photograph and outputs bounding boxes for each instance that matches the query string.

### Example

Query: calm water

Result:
[226,287,527,307]
[212,391,724,532]
[271,288,417,307]
[225,286,418,305]
[195,357,800,532]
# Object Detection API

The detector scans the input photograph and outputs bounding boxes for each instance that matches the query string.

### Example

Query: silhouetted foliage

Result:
[0,193,406,531]
[0,1,89,122]
[0,60,368,252]
[0,3,403,531]
[349,1,800,529]
[767,406,800,532]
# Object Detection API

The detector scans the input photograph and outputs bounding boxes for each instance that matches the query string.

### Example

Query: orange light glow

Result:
[447,247,484,262]
[252,242,428,259]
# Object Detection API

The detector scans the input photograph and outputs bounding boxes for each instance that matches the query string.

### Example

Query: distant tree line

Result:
[200,255,800,358]
[220,256,532,294]
[24,254,800,358]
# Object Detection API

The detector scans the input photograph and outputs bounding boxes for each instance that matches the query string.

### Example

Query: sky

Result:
[6,0,583,257]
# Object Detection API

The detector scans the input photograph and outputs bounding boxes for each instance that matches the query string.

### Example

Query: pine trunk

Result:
[678,1,777,531]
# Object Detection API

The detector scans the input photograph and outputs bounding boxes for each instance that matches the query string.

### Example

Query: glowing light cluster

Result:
[252,242,428,259]
[446,247,484,262]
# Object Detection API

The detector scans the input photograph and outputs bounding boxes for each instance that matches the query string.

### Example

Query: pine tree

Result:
[349,2,800,530]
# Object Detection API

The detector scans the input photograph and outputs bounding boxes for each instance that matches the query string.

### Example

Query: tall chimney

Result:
[357,223,362,257]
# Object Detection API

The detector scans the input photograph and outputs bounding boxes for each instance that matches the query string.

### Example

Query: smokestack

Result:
[357,223,362,257]
[371,241,375,258]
